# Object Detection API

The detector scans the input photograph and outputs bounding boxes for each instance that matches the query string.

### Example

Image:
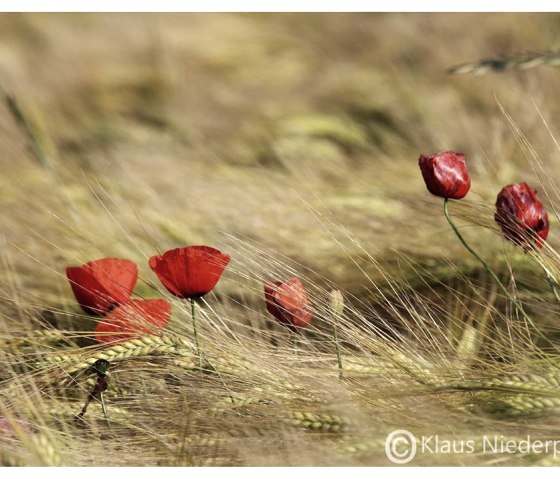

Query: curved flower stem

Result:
[548,277,560,304]
[190,299,202,370]
[539,263,560,303]
[443,199,535,330]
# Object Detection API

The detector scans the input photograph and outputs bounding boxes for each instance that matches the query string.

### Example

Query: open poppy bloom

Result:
[264,277,313,329]
[149,246,230,299]
[495,182,549,251]
[66,258,138,315]
[95,299,171,343]
[419,151,471,199]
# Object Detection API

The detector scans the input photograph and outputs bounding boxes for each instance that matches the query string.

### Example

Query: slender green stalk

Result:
[443,199,535,329]
[333,322,343,379]
[540,263,560,303]
[191,299,202,370]
[330,290,345,379]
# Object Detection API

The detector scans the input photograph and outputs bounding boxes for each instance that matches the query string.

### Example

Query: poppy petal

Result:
[95,299,171,343]
[149,254,184,297]
[264,277,312,329]
[67,258,138,315]
[149,246,230,299]
[273,277,309,311]
[419,151,471,199]
[495,182,549,251]
[264,281,285,321]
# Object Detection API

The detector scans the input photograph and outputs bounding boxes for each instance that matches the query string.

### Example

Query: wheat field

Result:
[3,13,560,467]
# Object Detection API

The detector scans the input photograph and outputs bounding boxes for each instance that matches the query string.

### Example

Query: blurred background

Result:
[2,13,560,316]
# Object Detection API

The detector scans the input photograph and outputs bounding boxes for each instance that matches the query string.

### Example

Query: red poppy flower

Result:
[495,182,549,251]
[66,258,138,315]
[149,246,230,299]
[95,299,171,343]
[264,277,313,329]
[419,151,471,199]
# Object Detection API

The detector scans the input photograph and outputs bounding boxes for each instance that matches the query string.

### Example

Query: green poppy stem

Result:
[443,198,535,329]
[329,289,344,378]
[540,263,560,303]
[333,322,343,379]
[190,298,202,370]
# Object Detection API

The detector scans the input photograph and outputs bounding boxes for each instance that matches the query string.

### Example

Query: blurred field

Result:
[3,13,560,466]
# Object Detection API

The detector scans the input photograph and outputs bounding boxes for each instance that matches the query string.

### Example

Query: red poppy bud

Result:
[66,258,138,316]
[419,151,471,199]
[495,182,549,251]
[95,299,171,343]
[149,246,230,299]
[264,277,312,329]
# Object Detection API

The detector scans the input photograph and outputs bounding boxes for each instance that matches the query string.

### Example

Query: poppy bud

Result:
[94,299,171,343]
[495,182,549,251]
[66,258,138,315]
[149,246,230,299]
[264,277,312,329]
[419,151,471,199]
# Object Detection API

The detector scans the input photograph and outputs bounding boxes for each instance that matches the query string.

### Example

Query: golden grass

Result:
[3,12,560,466]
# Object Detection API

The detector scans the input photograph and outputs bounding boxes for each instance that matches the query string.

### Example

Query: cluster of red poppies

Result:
[419,151,549,250]
[66,150,548,345]
[66,246,312,343]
